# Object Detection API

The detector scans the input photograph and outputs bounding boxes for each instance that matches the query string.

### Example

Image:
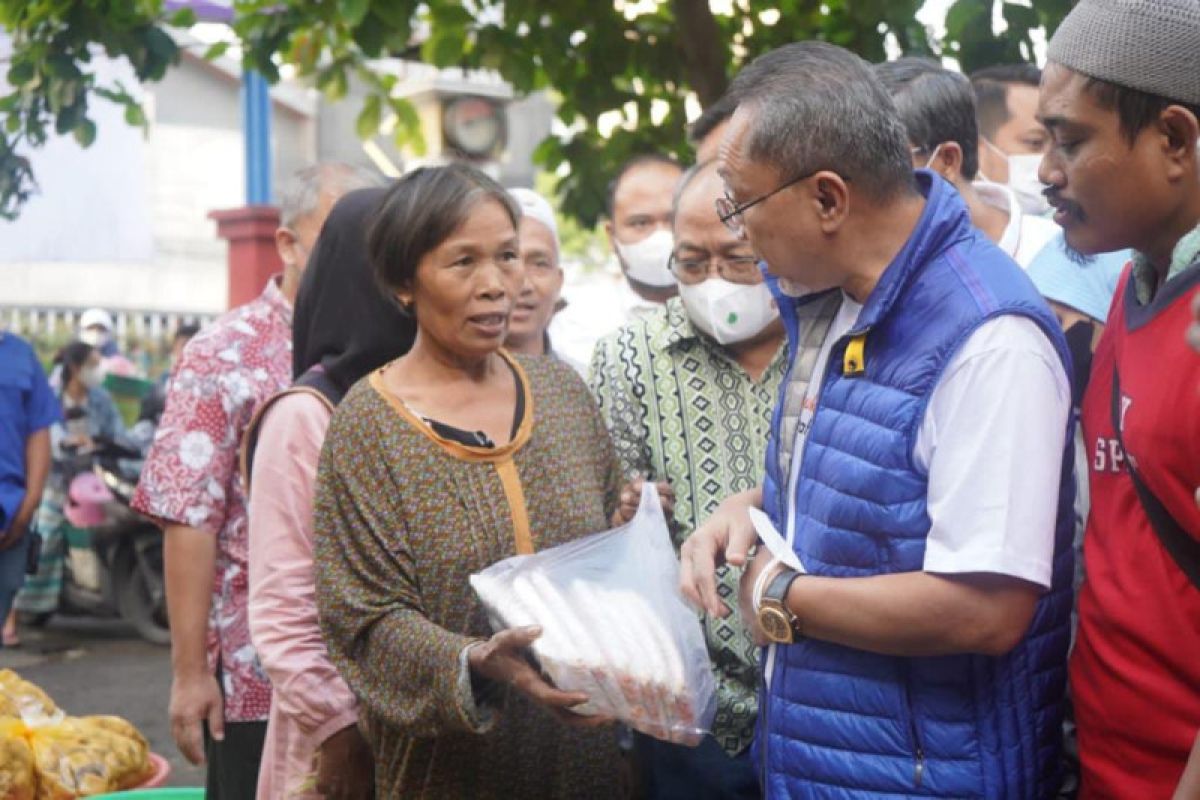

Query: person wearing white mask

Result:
[971,63,1053,216]
[605,154,684,315]
[78,308,137,378]
[876,58,1059,268]
[589,159,785,799]
[549,155,684,367]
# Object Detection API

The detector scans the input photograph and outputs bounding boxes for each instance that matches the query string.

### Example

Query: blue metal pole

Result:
[242,70,273,205]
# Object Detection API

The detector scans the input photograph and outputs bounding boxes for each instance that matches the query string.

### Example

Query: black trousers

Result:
[204,719,268,800]
[633,731,760,800]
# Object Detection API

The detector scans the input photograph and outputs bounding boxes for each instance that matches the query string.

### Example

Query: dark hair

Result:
[56,341,95,387]
[605,154,682,219]
[367,163,520,295]
[875,57,980,180]
[1083,77,1200,145]
[689,91,740,146]
[970,63,1042,139]
[174,323,201,342]
[730,41,915,202]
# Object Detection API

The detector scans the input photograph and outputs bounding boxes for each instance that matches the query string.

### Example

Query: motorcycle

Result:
[24,431,169,645]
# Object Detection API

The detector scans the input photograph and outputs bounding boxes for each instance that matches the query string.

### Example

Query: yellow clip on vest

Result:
[843,334,867,376]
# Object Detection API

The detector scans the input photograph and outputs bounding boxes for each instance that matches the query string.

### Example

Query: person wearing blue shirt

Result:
[0,330,59,641]
[5,341,129,644]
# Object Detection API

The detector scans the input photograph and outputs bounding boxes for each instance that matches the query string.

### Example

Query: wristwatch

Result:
[757,568,802,644]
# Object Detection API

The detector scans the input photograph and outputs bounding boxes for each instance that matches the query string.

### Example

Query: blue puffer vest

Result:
[759,173,1075,798]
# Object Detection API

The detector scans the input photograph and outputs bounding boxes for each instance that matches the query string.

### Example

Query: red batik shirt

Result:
[133,278,292,722]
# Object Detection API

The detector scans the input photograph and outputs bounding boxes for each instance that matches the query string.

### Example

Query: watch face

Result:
[758,606,794,644]
[442,97,504,157]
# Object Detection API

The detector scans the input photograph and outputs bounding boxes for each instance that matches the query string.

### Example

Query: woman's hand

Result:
[316,723,375,800]
[611,477,675,527]
[467,626,610,728]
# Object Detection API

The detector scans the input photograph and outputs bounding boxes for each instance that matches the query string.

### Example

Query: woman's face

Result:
[70,351,101,388]
[405,198,523,362]
[506,218,563,351]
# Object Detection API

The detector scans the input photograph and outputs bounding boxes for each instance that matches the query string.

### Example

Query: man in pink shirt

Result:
[133,163,377,798]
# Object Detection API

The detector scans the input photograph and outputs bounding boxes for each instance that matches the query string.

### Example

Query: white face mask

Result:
[616,229,676,288]
[80,365,104,390]
[982,140,1050,217]
[677,278,780,346]
[80,328,109,348]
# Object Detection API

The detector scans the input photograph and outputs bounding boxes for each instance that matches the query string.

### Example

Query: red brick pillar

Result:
[210,206,282,309]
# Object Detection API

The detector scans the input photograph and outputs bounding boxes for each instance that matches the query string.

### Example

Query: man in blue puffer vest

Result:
[680,41,1075,799]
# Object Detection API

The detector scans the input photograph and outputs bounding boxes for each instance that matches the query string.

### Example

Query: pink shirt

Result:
[133,278,292,722]
[248,392,359,799]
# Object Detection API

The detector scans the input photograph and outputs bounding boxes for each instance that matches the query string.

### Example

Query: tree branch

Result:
[669,0,729,107]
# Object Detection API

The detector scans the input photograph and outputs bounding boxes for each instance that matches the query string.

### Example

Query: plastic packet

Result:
[470,483,717,746]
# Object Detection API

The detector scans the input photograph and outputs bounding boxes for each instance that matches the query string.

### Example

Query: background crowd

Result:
[0,0,1197,798]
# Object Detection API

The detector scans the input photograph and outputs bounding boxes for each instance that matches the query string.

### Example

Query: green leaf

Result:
[318,64,349,101]
[124,103,146,127]
[356,94,382,139]
[73,117,97,147]
[204,41,230,61]
[169,7,197,28]
[7,62,35,88]
[143,27,179,64]
[339,0,370,28]
[422,30,467,67]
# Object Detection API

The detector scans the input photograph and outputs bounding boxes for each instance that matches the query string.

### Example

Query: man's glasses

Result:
[715,169,818,236]
[715,168,848,236]
[669,253,762,285]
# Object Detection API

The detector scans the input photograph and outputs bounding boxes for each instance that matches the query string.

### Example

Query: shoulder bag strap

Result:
[1111,367,1200,589]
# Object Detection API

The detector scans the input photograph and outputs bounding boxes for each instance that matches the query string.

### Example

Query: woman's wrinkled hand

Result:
[467,626,611,728]
[611,477,675,527]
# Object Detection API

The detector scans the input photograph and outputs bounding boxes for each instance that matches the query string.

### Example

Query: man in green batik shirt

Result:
[589,159,787,799]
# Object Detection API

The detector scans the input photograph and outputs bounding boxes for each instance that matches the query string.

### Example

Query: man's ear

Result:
[932,141,966,182]
[812,171,851,234]
[274,227,296,267]
[1159,104,1200,178]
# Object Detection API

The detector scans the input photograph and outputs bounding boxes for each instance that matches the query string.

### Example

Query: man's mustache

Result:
[1044,187,1087,224]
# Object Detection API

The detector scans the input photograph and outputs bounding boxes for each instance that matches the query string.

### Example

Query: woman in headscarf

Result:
[314,164,647,798]
[246,185,416,800]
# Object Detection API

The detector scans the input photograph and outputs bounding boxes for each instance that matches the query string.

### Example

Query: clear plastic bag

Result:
[470,483,717,746]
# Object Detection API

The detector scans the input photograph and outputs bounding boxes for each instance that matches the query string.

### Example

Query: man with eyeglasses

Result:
[589,159,785,799]
[680,41,1074,797]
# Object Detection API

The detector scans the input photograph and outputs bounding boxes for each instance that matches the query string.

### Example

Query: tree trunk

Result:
[670,0,729,107]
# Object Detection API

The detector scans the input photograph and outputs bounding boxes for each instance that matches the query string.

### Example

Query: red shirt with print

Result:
[133,278,292,723]
[1072,267,1200,798]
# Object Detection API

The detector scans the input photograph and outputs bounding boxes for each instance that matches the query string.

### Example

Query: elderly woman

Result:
[314,165,629,798]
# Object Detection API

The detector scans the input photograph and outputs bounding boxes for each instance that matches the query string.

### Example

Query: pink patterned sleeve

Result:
[248,393,359,740]
[132,344,244,534]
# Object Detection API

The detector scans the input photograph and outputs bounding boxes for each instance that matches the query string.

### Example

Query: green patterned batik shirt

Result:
[588,297,788,756]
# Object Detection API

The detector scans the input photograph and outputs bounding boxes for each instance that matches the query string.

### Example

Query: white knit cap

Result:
[1048,0,1200,106]
[80,308,114,331]
[508,187,560,249]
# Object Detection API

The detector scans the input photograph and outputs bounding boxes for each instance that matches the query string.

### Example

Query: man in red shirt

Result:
[1039,1,1200,796]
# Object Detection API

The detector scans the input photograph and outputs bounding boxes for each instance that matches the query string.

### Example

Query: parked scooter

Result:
[26,434,168,645]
